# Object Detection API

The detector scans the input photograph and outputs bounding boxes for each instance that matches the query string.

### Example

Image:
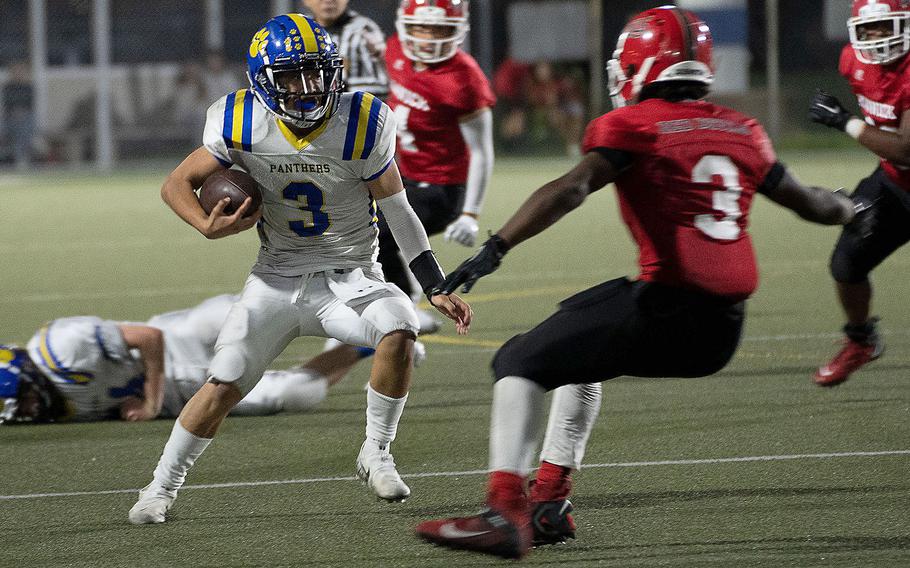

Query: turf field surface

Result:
[1,152,908,567]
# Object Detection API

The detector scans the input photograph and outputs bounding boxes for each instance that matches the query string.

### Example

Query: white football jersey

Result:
[146,294,236,403]
[203,90,396,277]
[26,317,157,421]
[25,296,238,421]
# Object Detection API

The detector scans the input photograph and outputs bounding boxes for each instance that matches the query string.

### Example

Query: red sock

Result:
[530,461,572,502]
[486,471,530,525]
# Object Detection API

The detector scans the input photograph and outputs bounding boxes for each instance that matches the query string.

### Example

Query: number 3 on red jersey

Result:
[692,154,742,241]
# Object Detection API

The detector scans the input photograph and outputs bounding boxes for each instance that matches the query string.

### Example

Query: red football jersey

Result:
[840,44,910,191]
[583,99,778,301]
[386,35,496,185]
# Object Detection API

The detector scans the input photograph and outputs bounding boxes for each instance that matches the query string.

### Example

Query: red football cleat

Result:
[415,508,533,559]
[815,336,883,387]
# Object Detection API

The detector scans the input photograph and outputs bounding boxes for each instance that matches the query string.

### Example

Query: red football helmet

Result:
[849,0,910,64]
[396,0,469,64]
[607,6,713,108]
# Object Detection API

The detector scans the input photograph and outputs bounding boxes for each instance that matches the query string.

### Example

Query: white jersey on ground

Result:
[203,90,397,277]
[25,294,326,421]
[27,316,165,421]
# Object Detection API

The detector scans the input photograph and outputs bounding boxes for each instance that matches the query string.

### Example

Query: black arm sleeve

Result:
[757,161,787,195]
[591,147,634,172]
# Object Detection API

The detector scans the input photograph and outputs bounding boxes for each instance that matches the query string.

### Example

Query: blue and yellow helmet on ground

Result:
[0,345,70,424]
[247,14,344,129]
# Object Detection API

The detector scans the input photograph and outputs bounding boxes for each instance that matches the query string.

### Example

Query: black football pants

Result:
[830,168,910,284]
[492,278,746,390]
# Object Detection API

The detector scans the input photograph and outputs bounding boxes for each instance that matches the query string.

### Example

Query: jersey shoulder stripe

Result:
[222,89,256,152]
[342,91,383,160]
[31,323,93,385]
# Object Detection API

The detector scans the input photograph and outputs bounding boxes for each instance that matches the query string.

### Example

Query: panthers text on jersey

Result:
[385,34,496,186]
[203,90,397,277]
[583,98,778,301]
[840,44,910,192]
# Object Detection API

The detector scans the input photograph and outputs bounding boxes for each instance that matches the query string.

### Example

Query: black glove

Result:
[433,234,510,295]
[848,192,878,239]
[809,90,853,131]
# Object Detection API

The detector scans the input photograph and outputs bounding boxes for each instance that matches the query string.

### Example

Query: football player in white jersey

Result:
[128,14,471,524]
[0,295,359,425]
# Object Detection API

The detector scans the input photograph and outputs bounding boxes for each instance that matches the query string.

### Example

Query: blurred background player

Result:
[128,14,471,524]
[0,294,356,425]
[808,0,910,387]
[300,0,389,98]
[381,0,495,333]
[415,6,864,559]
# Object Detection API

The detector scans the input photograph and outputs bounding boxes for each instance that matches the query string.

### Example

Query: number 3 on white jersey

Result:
[692,154,742,241]
[394,105,418,153]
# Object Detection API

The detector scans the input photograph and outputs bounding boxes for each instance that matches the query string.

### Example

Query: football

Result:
[199,169,263,217]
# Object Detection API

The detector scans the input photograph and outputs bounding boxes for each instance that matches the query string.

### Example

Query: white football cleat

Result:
[416,309,442,335]
[356,441,411,502]
[128,482,177,525]
[413,340,427,368]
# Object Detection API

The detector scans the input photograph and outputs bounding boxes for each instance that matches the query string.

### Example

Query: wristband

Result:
[845,117,866,140]
[408,250,446,298]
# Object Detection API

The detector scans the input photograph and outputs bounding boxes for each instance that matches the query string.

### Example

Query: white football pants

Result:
[208,267,419,395]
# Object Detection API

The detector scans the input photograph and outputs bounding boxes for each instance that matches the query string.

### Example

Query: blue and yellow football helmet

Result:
[247,14,344,129]
[0,345,69,424]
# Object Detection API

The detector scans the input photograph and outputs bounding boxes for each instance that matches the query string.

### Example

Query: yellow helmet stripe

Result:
[288,13,319,53]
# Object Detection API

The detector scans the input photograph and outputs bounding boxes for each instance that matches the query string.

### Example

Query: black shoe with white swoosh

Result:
[532,499,576,546]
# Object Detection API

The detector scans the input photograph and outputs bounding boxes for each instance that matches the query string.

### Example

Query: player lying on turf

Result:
[0,294,366,425]
[128,13,471,525]
[414,6,870,560]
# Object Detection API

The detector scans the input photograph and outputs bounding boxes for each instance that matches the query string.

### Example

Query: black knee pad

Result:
[491,340,518,382]
[491,335,550,388]
[829,243,870,284]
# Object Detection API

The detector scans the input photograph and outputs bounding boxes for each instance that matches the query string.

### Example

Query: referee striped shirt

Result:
[323,10,389,98]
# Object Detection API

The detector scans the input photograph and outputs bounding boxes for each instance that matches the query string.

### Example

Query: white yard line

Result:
[2,449,906,501]
[1,287,232,304]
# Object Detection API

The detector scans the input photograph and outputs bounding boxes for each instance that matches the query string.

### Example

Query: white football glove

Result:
[443,214,479,247]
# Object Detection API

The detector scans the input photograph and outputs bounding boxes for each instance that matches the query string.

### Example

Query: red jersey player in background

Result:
[808,0,910,386]
[415,6,865,560]
[380,0,495,332]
